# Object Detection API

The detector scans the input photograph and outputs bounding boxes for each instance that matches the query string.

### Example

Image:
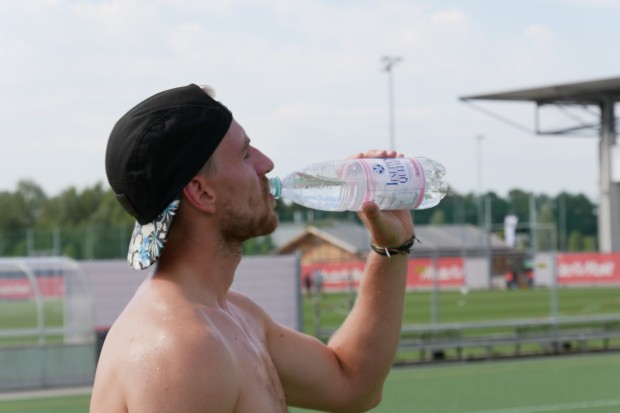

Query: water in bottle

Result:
[269,157,448,211]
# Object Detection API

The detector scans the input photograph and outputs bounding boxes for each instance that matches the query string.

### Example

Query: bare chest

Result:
[224,320,288,413]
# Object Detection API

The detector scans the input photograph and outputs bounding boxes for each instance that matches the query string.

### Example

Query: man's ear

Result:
[182,175,217,214]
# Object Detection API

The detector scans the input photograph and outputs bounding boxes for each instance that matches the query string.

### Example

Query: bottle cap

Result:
[269,177,281,199]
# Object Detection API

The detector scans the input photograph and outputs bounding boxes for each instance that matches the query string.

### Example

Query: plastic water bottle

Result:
[269,157,448,211]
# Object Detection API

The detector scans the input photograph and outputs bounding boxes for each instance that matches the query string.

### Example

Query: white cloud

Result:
[525,24,556,43]
[431,8,466,23]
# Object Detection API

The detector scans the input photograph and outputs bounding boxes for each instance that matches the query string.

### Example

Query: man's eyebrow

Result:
[243,136,251,151]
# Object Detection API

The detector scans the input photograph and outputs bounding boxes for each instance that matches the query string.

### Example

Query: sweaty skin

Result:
[90,119,414,413]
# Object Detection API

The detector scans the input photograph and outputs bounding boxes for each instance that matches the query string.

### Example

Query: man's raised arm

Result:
[267,150,415,412]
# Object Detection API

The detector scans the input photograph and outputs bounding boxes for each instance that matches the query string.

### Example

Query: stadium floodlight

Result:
[381,56,403,150]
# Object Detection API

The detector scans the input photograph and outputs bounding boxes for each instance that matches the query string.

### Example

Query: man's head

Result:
[106,84,233,270]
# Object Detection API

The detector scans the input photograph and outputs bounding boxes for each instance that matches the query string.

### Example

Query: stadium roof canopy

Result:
[460,76,620,105]
[459,76,620,252]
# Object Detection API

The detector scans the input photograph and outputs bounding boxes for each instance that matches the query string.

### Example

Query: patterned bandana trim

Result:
[127,199,180,270]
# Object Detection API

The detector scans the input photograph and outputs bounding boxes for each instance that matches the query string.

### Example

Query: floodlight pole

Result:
[476,134,485,227]
[381,56,402,150]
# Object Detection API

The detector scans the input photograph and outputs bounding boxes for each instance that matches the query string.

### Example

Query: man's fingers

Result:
[347,150,401,160]
[360,200,381,218]
[359,201,398,246]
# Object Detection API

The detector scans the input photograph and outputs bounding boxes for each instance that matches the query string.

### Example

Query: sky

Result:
[1,0,619,202]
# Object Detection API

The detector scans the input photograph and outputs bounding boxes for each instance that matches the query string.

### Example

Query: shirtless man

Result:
[90,84,414,412]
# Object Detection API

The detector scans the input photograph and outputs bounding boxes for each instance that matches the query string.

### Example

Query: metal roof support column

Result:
[598,96,619,252]
[460,76,620,253]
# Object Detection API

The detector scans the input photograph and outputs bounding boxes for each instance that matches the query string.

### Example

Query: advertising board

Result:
[302,257,466,291]
[556,252,620,285]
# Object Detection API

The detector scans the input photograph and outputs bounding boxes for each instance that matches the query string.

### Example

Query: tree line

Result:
[0,180,598,259]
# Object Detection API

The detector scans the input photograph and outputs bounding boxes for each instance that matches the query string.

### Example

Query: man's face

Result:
[210,119,278,243]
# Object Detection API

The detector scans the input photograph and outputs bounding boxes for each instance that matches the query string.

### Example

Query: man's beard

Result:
[219,195,278,245]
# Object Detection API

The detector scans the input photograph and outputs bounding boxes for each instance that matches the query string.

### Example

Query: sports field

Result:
[303,287,620,362]
[2,287,619,343]
[1,287,619,411]
[0,352,618,413]
[302,287,620,332]
[293,352,620,413]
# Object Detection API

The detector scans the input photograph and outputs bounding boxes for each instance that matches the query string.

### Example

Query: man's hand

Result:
[350,150,415,249]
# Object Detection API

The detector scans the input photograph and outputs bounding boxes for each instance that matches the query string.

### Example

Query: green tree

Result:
[0,191,29,231]
[507,189,532,223]
[243,235,274,255]
[583,236,597,251]
[567,230,583,251]
[0,191,30,255]
[536,200,556,251]
[487,192,510,226]
[429,209,446,225]
[16,180,47,226]
[0,178,603,258]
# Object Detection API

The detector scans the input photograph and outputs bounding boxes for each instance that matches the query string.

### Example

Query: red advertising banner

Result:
[556,252,620,285]
[302,257,465,292]
[406,257,465,288]
[0,276,65,300]
[0,279,33,299]
[302,261,365,292]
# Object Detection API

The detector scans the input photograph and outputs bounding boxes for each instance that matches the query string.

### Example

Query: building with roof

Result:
[272,221,525,278]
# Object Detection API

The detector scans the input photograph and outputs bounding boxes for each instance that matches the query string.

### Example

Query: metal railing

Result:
[396,314,620,362]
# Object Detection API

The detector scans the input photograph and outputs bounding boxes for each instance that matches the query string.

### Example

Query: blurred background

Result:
[1,1,619,412]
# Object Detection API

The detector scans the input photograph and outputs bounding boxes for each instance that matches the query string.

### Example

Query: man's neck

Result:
[154,239,243,306]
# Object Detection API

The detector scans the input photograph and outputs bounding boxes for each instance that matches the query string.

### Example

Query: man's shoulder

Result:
[101,311,240,412]
[226,290,268,316]
[105,295,231,366]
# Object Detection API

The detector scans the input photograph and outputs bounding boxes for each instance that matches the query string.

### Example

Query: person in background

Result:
[303,272,313,296]
[90,83,415,413]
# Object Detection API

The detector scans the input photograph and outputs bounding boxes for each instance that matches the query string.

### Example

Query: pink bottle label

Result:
[359,158,425,209]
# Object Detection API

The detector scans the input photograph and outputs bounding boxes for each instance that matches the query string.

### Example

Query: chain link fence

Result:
[0,225,133,260]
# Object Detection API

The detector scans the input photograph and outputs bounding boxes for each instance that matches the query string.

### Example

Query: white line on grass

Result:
[0,386,91,401]
[460,398,620,413]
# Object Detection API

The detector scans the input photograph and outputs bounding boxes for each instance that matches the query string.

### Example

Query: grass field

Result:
[1,287,619,411]
[0,299,64,345]
[0,300,63,329]
[293,352,620,413]
[2,287,620,348]
[3,287,619,339]
[301,287,620,334]
[0,393,89,413]
[301,287,620,361]
[1,353,619,413]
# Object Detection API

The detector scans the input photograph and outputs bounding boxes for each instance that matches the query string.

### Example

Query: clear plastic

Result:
[269,157,447,211]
